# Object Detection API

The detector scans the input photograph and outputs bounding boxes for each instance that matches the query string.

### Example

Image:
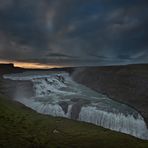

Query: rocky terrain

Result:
[72,64,148,126]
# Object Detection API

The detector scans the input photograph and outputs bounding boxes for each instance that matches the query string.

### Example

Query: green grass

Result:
[0,95,148,148]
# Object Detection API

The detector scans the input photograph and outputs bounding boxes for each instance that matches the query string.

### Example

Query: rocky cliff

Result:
[72,64,148,125]
[0,64,33,98]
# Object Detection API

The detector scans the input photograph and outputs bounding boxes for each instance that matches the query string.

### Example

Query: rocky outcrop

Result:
[0,64,24,74]
[72,64,148,125]
[0,78,34,99]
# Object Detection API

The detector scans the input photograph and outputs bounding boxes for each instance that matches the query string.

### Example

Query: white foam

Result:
[3,71,148,140]
[79,106,148,140]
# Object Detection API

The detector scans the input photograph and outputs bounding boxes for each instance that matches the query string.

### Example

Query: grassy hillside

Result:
[0,95,148,148]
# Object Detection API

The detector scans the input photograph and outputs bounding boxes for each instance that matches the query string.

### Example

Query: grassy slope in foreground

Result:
[0,95,148,148]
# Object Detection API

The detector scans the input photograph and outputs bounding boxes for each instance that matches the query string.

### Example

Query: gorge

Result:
[2,69,148,140]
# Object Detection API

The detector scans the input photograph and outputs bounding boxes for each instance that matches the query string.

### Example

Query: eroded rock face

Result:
[59,101,69,114]
[0,78,34,99]
[71,101,83,120]
[72,64,148,126]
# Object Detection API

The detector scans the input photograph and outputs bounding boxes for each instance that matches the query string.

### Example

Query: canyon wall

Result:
[72,64,148,125]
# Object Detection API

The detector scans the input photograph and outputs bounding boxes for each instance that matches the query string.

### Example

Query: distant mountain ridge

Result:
[0,63,24,74]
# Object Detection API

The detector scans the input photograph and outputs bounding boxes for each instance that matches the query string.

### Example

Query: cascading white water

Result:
[79,106,148,139]
[3,71,148,140]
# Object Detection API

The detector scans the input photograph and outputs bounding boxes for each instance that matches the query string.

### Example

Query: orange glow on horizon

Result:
[0,60,63,69]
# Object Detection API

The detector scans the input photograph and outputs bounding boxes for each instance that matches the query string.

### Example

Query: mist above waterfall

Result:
[3,71,148,140]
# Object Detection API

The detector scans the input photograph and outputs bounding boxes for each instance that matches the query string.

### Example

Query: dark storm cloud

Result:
[0,0,51,48]
[0,0,148,66]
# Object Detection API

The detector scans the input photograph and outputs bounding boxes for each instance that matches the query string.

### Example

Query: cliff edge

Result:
[72,64,148,125]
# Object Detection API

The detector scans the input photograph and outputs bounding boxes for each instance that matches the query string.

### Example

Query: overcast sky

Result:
[0,0,148,67]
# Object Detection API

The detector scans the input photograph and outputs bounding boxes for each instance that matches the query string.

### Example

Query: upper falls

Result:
[3,71,148,140]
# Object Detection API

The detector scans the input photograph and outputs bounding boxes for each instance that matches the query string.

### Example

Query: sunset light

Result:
[0,60,62,69]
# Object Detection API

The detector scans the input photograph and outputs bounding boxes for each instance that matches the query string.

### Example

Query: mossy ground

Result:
[0,95,148,148]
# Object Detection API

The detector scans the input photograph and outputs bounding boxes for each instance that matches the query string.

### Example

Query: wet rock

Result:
[71,98,80,102]
[71,101,83,120]
[56,75,65,83]
[59,101,69,114]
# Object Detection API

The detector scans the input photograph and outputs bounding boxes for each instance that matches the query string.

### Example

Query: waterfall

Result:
[79,106,148,139]
[3,71,148,140]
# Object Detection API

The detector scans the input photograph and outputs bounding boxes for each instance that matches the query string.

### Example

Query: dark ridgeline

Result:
[0,63,75,74]
[0,63,14,69]
[0,64,24,74]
